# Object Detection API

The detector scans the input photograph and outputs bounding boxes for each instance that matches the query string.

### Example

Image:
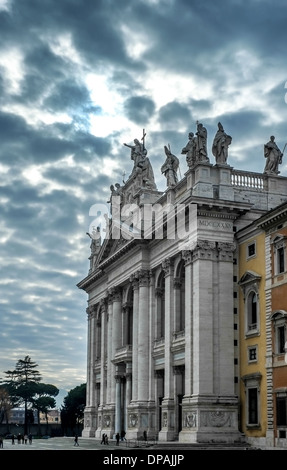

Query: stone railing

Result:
[231,169,265,190]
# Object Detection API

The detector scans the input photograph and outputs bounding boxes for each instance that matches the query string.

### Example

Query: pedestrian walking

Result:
[101,433,105,444]
[74,434,79,446]
[0,436,3,448]
[121,430,126,441]
[11,434,15,445]
[24,434,28,444]
[28,433,32,444]
[17,433,21,444]
[116,432,120,445]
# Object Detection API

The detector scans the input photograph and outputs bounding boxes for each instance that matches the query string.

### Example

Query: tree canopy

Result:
[0,355,59,434]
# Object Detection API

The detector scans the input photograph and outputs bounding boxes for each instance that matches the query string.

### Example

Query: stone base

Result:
[179,395,244,444]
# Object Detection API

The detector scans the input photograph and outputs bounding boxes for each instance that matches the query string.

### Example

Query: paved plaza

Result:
[0,436,133,451]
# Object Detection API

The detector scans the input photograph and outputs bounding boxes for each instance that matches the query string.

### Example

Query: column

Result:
[106,294,113,404]
[100,298,107,406]
[137,269,150,402]
[192,240,215,394]
[111,287,122,405]
[162,258,174,400]
[182,250,193,396]
[115,375,121,433]
[131,276,139,401]
[88,305,97,406]
[217,242,237,394]
[148,271,156,402]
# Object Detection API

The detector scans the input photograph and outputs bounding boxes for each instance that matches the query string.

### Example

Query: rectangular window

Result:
[277,396,287,426]
[247,242,256,258]
[278,326,285,354]
[248,347,257,362]
[278,247,285,273]
[248,388,258,424]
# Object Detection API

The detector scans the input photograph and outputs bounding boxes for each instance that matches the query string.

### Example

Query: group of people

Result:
[101,430,127,445]
[0,432,33,447]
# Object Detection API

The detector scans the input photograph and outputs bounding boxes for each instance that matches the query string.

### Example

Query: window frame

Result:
[242,373,262,429]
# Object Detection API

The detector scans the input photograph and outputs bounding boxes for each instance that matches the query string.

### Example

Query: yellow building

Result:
[237,201,287,449]
[237,224,267,443]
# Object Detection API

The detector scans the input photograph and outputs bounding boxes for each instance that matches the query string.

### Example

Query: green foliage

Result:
[0,355,59,434]
[61,383,86,431]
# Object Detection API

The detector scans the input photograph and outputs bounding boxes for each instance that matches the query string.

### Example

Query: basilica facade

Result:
[77,125,287,446]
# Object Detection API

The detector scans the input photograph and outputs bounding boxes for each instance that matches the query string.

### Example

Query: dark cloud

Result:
[123,96,156,125]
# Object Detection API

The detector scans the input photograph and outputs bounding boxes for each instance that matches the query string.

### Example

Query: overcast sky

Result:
[1,0,287,407]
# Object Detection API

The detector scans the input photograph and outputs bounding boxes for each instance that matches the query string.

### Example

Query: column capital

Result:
[109,287,122,302]
[182,250,192,265]
[86,304,97,319]
[192,239,216,261]
[162,257,174,276]
[217,241,236,261]
[138,269,150,287]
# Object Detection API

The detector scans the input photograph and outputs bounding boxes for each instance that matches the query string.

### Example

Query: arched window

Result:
[247,291,258,332]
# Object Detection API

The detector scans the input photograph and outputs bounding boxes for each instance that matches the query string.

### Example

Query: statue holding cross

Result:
[123,130,157,190]
[123,131,147,172]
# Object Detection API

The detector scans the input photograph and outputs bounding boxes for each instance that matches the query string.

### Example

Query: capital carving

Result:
[192,240,216,260]
[162,257,173,276]
[110,287,122,302]
[182,250,192,265]
[138,269,149,287]
[217,242,236,261]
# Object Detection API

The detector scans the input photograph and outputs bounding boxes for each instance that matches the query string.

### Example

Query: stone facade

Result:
[78,136,287,444]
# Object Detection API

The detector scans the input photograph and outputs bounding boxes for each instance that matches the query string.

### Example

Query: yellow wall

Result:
[238,230,267,437]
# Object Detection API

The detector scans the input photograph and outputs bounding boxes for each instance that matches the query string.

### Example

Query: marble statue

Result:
[212,122,232,164]
[161,145,179,188]
[181,132,196,168]
[263,136,283,175]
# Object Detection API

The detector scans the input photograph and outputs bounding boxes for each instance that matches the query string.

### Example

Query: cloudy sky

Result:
[1,0,287,406]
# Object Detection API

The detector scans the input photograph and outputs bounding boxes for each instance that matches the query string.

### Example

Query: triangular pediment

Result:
[238,270,261,286]
[95,219,139,268]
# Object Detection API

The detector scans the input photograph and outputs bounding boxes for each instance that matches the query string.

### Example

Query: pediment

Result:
[94,218,139,268]
[238,270,261,286]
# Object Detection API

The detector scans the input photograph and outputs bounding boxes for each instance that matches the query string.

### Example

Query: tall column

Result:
[182,250,193,396]
[83,305,97,437]
[217,242,237,394]
[159,258,175,441]
[162,258,174,399]
[180,241,242,444]
[106,294,113,405]
[100,299,107,406]
[88,305,97,406]
[131,276,139,401]
[148,271,156,403]
[192,240,215,394]
[115,375,121,434]
[111,287,122,405]
[137,269,150,402]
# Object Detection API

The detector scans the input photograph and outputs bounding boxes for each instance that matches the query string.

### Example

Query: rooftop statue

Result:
[181,132,196,168]
[212,122,232,164]
[182,122,209,166]
[123,132,157,190]
[263,136,283,175]
[161,145,179,188]
[194,122,209,163]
